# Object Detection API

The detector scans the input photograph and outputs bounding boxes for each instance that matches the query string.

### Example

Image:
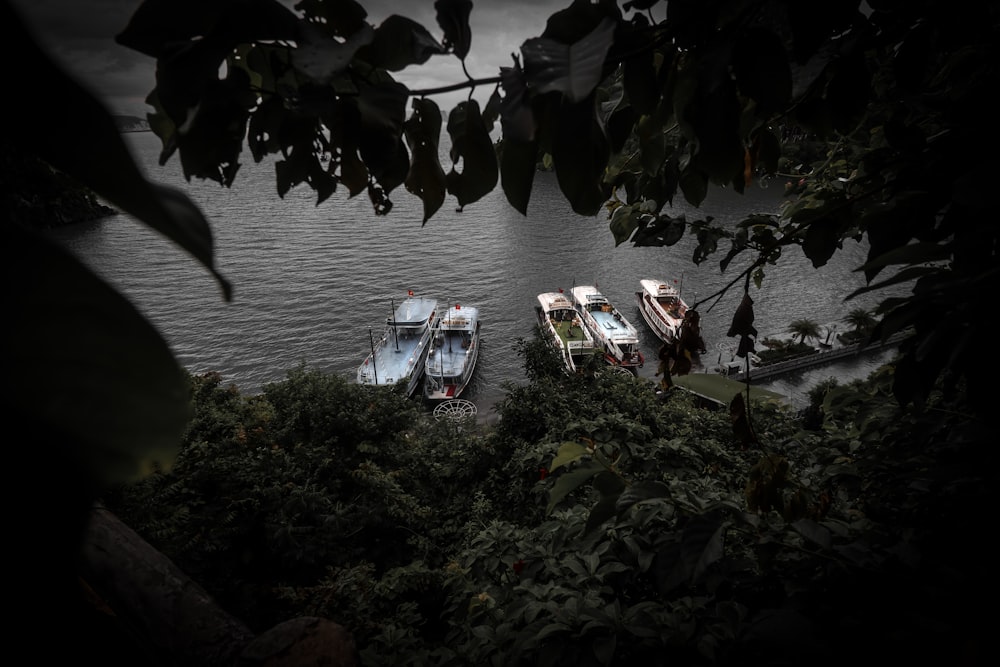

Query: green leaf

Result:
[630,213,688,247]
[522,18,617,103]
[615,480,670,513]
[593,470,626,497]
[547,460,604,513]
[678,515,727,585]
[585,495,620,535]
[609,205,641,246]
[792,519,832,549]
[4,228,190,487]
[551,442,589,472]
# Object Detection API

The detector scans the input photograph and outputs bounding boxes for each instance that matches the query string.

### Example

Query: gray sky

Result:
[9,0,605,116]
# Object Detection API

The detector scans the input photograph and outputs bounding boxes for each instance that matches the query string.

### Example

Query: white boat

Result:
[424,303,481,400]
[570,285,644,372]
[357,294,437,396]
[535,291,598,373]
[635,278,691,344]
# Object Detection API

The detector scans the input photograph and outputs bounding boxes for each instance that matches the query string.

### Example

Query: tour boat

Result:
[424,303,481,400]
[635,278,690,344]
[535,291,598,373]
[570,285,644,372]
[357,293,437,396]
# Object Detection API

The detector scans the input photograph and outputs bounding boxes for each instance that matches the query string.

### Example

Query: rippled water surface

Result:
[51,132,900,412]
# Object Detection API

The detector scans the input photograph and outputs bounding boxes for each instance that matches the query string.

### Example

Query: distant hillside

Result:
[113,115,150,132]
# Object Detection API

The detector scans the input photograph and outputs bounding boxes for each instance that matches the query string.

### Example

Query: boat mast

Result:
[368,327,378,384]
[391,297,399,352]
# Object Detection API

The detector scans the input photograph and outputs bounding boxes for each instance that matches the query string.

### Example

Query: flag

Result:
[558,287,563,293]
[408,289,414,296]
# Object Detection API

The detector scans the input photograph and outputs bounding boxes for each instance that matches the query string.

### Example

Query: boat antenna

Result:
[368,327,379,384]
[391,297,399,352]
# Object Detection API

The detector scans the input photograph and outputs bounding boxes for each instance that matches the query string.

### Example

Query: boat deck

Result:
[359,331,428,389]
[427,325,478,377]
[552,319,590,346]
[588,309,637,341]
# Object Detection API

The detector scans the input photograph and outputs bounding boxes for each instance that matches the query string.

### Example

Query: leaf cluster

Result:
[105,343,989,665]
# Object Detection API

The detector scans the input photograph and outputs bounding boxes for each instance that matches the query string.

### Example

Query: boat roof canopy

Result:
[390,297,437,325]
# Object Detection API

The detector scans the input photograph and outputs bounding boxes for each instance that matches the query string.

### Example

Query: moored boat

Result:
[424,303,481,400]
[357,293,437,396]
[535,291,598,373]
[635,278,690,344]
[570,285,644,372]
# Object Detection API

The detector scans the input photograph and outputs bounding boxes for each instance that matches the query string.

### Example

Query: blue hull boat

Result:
[358,295,437,396]
[424,303,481,400]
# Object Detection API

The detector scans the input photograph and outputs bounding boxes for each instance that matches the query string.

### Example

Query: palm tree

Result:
[788,319,821,345]
[845,308,877,334]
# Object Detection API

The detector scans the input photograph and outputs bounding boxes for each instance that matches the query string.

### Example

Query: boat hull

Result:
[636,278,688,344]
[424,306,481,400]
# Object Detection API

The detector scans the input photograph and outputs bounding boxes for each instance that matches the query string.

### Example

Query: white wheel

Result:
[605,365,635,377]
[433,399,478,420]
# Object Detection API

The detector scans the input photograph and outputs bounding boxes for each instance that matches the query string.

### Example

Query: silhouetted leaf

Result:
[522,18,617,103]
[404,98,446,223]
[732,28,792,115]
[116,0,299,58]
[435,0,473,59]
[630,213,687,247]
[294,21,374,84]
[500,139,538,216]
[4,228,190,486]
[446,100,499,208]
[295,0,368,37]
[553,95,611,215]
[621,16,659,116]
[727,293,757,339]
[802,216,841,268]
[360,15,445,71]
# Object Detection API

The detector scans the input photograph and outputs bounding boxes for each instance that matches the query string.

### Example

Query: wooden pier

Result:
[724,331,909,383]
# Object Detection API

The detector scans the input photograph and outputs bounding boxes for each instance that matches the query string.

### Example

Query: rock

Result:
[238,617,358,667]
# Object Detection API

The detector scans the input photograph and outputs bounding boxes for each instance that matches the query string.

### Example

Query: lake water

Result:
[50,131,899,414]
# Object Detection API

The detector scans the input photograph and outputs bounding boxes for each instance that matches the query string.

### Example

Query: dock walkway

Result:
[726,331,909,383]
